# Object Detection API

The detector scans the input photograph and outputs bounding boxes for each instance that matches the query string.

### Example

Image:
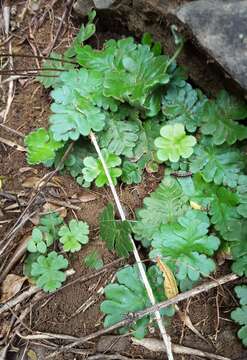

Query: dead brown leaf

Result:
[42,203,67,218]
[22,176,62,190]
[79,193,97,202]
[22,176,43,188]
[1,274,26,302]
[19,167,38,174]
[156,257,178,299]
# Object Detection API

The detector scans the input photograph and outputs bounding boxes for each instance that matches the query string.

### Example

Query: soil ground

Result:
[1,1,247,359]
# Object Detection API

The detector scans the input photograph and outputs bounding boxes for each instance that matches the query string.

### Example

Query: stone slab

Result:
[174,0,247,92]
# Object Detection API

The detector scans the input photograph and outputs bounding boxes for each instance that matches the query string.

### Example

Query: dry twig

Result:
[46,272,238,358]
[132,338,231,360]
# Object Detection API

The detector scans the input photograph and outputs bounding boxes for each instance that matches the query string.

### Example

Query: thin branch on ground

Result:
[87,355,153,360]
[46,272,238,358]
[0,123,25,137]
[0,136,25,152]
[132,338,231,360]
[90,132,173,359]
[0,53,77,64]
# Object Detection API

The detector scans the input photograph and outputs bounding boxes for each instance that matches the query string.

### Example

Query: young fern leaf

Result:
[98,112,139,157]
[103,44,170,107]
[200,90,247,145]
[149,209,220,285]
[134,176,189,247]
[76,37,170,110]
[99,203,132,257]
[38,213,63,239]
[155,123,196,163]
[133,119,161,172]
[231,285,247,346]
[58,219,89,252]
[189,139,245,188]
[27,228,49,254]
[121,161,142,184]
[31,251,68,292]
[162,82,207,132]
[65,10,96,58]
[100,265,174,339]
[25,128,64,165]
[49,69,108,141]
[82,149,122,187]
[76,37,137,72]
[84,250,103,270]
[37,52,75,89]
[190,174,241,241]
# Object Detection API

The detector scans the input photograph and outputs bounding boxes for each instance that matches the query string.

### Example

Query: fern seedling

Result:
[25,128,64,165]
[121,161,142,184]
[149,209,220,286]
[134,175,189,246]
[154,123,196,163]
[189,138,245,188]
[27,228,52,254]
[84,250,104,270]
[162,82,207,132]
[200,90,247,145]
[39,213,63,239]
[31,251,68,292]
[82,149,122,187]
[58,219,89,252]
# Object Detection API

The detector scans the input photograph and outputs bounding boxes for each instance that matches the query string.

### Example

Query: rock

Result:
[73,0,116,17]
[93,0,115,9]
[73,0,94,17]
[174,0,247,92]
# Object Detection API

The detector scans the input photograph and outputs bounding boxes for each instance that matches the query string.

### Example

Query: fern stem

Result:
[89,131,174,360]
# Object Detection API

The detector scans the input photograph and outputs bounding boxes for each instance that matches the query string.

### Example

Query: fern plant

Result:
[24,214,89,292]
[24,11,247,344]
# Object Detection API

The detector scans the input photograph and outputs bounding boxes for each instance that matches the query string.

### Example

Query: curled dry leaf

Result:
[0,274,26,303]
[156,257,178,299]
[19,167,38,174]
[42,202,67,218]
[22,176,61,189]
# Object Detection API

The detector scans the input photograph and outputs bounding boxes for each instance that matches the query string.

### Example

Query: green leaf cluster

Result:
[100,265,174,338]
[134,176,189,246]
[154,123,196,162]
[24,17,247,344]
[25,213,90,292]
[231,285,247,346]
[25,128,64,165]
[84,250,104,270]
[150,209,220,284]
[82,149,122,187]
[58,219,89,252]
[99,203,132,257]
